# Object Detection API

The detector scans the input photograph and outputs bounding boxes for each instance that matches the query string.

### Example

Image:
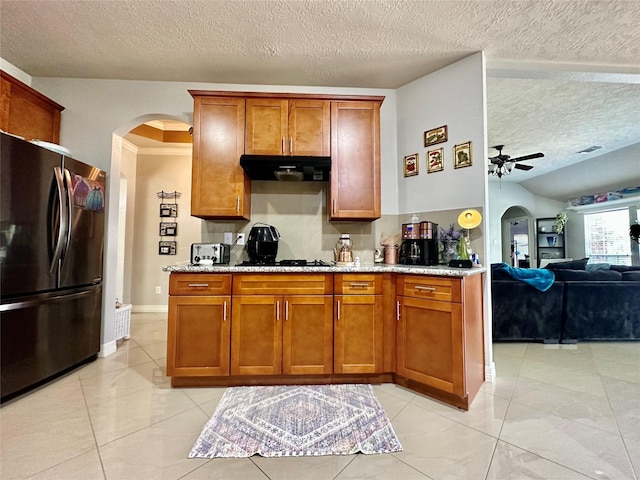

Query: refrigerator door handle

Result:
[49,167,67,273]
[61,168,73,259]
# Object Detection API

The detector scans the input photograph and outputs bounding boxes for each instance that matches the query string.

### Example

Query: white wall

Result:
[132,149,199,308]
[396,54,487,216]
[488,181,566,266]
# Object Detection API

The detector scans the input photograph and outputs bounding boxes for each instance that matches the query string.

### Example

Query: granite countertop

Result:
[163,263,486,276]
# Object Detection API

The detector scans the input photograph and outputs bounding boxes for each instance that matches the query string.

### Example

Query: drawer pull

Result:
[187,283,209,288]
[349,283,369,288]
[415,285,436,292]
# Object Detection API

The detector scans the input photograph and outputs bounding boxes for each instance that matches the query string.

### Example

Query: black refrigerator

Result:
[1,132,106,402]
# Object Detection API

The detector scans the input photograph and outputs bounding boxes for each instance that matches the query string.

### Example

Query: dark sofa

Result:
[491,262,640,343]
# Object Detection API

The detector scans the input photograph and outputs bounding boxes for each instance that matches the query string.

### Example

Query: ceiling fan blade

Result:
[514,163,534,171]
[511,152,544,162]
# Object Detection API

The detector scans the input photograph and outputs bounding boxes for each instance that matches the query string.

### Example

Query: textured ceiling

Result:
[2,0,639,201]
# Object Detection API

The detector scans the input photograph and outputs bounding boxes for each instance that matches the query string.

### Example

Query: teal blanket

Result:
[494,263,555,292]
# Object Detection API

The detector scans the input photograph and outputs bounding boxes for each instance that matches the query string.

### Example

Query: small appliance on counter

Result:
[399,221,439,266]
[334,234,354,266]
[246,223,280,264]
[190,243,230,265]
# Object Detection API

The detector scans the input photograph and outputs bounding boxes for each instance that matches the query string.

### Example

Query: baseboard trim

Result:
[132,305,168,313]
[100,340,117,358]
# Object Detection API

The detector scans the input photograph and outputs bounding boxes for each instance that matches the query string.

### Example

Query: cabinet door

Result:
[191,96,250,219]
[288,100,330,156]
[329,101,381,220]
[245,98,288,155]
[167,296,230,376]
[282,295,333,375]
[334,295,383,374]
[231,296,282,375]
[1,71,64,143]
[397,296,464,396]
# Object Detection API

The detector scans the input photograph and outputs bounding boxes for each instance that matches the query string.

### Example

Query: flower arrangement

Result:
[439,224,463,242]
[555,211,568,234]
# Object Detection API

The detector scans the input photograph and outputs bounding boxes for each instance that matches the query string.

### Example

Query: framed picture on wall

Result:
[403,153,419,177]
[427,147,444,173]
[453,141,472,169]
[424,125,448,146]
[159,222,177,236]
[158,241,177,255]
[160,204,178,217]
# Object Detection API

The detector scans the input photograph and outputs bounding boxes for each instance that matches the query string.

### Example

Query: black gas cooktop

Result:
[236,259,331,267]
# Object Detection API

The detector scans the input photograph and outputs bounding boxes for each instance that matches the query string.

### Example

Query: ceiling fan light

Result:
[505,162,514,173]
[488,164,497,174]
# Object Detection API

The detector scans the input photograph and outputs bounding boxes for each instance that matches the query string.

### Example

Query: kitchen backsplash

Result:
[201,182,484,265]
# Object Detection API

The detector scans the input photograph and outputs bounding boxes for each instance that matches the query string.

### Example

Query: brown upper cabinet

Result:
[1,71,64,143]
[245,99,330,157]
[188,91,384,221]
[329,101,381,220]
[190,95,251,219]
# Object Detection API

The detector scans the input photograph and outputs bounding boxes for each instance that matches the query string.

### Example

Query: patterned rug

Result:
[188,384,403,458]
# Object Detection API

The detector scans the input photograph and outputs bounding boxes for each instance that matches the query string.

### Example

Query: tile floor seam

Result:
[495,438,603,480]
[79,375,109,480]
[93,403,203,450]
[388,453,437,479]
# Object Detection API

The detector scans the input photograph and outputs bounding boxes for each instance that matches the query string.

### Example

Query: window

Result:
[584,208,632,265]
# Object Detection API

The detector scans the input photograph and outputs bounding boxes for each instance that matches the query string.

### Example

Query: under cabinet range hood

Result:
[240,155,331,181]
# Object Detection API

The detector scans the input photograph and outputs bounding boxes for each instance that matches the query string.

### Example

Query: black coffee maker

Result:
[246,223,280,264]
[399,221,439,266]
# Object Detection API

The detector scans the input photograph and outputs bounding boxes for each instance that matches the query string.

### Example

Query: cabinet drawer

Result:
[169,274,231,296]
[233,274,333,295]
[334,274,381,295]
[397,275,461,303]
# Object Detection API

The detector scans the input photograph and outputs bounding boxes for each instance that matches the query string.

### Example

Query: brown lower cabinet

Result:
[166,274,231,377]
[166,271,484,410]
[334,274,383,374]
[396,274,485,409]
[231,294,333,375]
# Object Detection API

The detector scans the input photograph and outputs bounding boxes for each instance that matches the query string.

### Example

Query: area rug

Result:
[188,384,402,458]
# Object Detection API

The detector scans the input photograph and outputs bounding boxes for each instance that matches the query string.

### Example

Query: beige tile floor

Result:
[1,312,639,480]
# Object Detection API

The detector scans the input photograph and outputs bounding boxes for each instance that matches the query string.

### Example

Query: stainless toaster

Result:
[190,243,230,265]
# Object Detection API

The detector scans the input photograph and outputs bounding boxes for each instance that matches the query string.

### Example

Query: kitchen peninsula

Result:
[163,264,485,410]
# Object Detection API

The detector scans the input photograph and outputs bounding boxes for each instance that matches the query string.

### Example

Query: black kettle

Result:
[247,223,280,264]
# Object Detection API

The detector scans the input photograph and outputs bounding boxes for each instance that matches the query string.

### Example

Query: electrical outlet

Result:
[223,232,233,244]
[155,286,161,294]
[237,233,245,246]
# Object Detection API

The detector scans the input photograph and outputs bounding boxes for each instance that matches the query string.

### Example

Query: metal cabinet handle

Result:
[285,300,289,321]
[289,137,293,154]
[333,198,336,214]
[337,300,341,320]
[396,300,400,321]
[349,283,369,288]
[188,283,209,287]
[415,285,436,291]
[276,300,280,321]
[223,300,227,321]
[236,195,240,212]
[282,137,285,154]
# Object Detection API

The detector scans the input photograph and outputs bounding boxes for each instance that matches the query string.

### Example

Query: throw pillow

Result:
[586,263,611,271]
[545,258,589,270]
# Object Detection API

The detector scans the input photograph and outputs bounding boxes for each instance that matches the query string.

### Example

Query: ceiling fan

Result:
[488,145,544,178]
